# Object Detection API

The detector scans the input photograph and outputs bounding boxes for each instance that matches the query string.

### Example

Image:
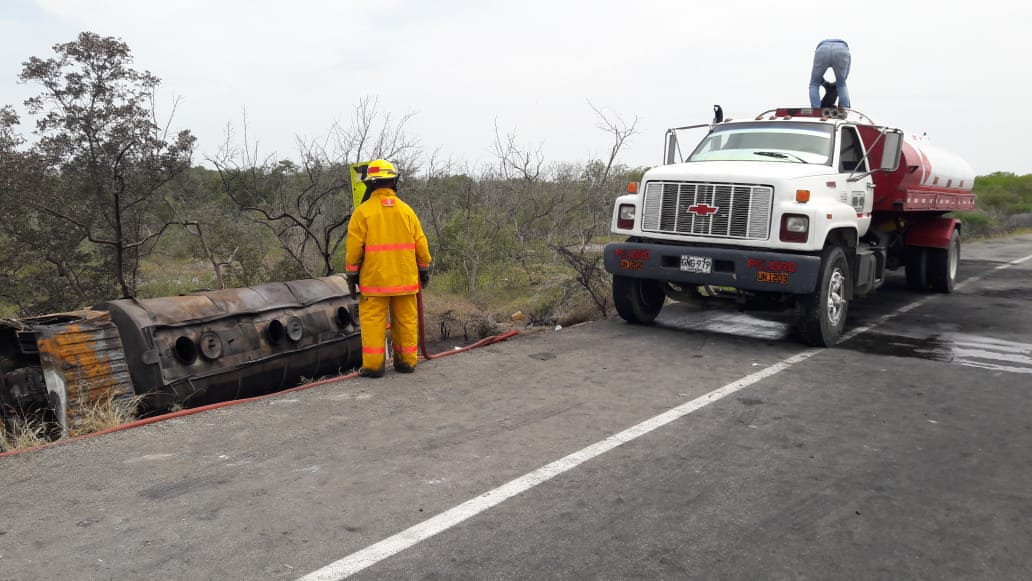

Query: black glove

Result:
[418,269,430,290]
[346,272,359,298]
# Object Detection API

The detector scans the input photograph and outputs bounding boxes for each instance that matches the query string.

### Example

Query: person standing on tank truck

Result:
[808,38,851,109]
[344,159,432,377]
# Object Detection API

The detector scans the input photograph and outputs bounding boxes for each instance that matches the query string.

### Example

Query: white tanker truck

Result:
[603,106,976,346]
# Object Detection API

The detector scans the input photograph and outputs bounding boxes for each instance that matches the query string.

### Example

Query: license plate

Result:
[757,271,789,285]
[680,255,712,274]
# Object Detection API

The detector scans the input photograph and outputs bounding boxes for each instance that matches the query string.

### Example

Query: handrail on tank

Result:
[756,107,878,126]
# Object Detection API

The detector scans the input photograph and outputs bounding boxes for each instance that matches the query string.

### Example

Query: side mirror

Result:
[664,130,677,165]
[879,130,903,172]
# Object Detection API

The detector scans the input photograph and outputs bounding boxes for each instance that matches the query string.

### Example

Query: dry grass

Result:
[1,380,142,450]
[421,292,508,343]
[418,276,610,346]
[67,394,142,438]
[0,418,51,452]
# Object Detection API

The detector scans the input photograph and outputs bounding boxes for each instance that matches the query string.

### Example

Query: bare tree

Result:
[490,122,560,284]
[160,166,272,289]
[210,97,420,278]
[547,103,639,318]
[211,133,348,278]
[403,149,453,269]
[331,96,421,180]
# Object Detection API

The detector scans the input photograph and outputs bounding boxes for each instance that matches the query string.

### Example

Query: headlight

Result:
[617,204,635,229]
[780,214,809,243]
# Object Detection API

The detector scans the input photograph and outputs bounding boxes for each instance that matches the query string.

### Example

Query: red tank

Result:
[857,125,976,213]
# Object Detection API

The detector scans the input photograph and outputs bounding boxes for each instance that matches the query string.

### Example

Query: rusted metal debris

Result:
[1,275,362,443]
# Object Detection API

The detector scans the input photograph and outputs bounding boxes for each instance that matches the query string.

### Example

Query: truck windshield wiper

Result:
[753,151,808,163]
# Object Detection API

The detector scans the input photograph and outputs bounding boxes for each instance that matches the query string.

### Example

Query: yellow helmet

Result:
[363,159,398,182]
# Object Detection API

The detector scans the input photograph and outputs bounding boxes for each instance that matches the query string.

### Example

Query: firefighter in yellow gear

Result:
[344,159,432,377]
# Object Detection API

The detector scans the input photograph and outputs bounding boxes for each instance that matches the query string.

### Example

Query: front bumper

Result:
[603,241,821,294]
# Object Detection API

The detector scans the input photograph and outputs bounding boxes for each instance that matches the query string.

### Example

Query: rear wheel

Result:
[929,230,960,293]
[796,245,850,347]
[613,275,665,324]
[905,246,929,291]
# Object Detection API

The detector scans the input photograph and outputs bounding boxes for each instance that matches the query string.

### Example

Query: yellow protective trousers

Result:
[359,293,420,371]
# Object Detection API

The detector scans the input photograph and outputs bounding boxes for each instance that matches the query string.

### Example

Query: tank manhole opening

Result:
[174,336,198,364]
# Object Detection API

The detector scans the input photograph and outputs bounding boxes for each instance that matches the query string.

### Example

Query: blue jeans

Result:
[808,40,851,108]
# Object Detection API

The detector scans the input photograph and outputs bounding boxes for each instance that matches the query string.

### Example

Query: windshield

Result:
[688,122,834,165]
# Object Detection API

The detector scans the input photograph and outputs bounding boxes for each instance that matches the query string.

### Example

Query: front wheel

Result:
[796,245,850,347]
[613,275,665,324]
[929,230,960,293]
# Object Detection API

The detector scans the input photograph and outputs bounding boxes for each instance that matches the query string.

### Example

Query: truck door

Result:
[838,126,874,235]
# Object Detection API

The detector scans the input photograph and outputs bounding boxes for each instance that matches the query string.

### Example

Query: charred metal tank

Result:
[1,275,362,442]
[1,310,136,439]
[101,275,362,411]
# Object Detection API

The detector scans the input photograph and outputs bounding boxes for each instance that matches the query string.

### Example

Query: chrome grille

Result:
[641,181,773,240]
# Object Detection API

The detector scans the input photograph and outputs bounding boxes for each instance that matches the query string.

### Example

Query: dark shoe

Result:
[358,367,385,378]
[394,362,415,374]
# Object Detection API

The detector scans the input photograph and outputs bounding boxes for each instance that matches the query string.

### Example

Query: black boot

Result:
[358,366,385,378]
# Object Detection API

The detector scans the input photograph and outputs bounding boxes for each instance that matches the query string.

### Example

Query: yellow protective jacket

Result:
[345,187,432,296]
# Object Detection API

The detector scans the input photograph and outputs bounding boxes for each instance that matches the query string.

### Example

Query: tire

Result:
[904,245,929,291]
[796,245,850,347]
[613,275,665,324]
[929,230,960,293]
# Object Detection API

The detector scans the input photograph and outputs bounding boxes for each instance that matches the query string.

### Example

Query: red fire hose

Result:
[0,290,518,458]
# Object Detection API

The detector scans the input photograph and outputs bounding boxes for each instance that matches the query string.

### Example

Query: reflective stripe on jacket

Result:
[345,188,432,297]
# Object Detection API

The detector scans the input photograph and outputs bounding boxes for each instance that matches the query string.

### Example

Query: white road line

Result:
[956,252,1032,291]
[298,250,1032,581]
[296,350,820,581]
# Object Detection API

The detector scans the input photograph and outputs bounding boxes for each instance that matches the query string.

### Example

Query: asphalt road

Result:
[2,234,1030,580]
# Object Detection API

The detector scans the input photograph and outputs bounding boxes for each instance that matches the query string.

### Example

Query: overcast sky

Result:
[2,0,1029,176]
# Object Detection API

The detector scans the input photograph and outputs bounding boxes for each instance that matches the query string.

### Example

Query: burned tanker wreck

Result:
[1,275,362,442]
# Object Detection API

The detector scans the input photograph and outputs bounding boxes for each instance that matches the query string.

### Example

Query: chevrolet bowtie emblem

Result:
[687,203,719,216]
